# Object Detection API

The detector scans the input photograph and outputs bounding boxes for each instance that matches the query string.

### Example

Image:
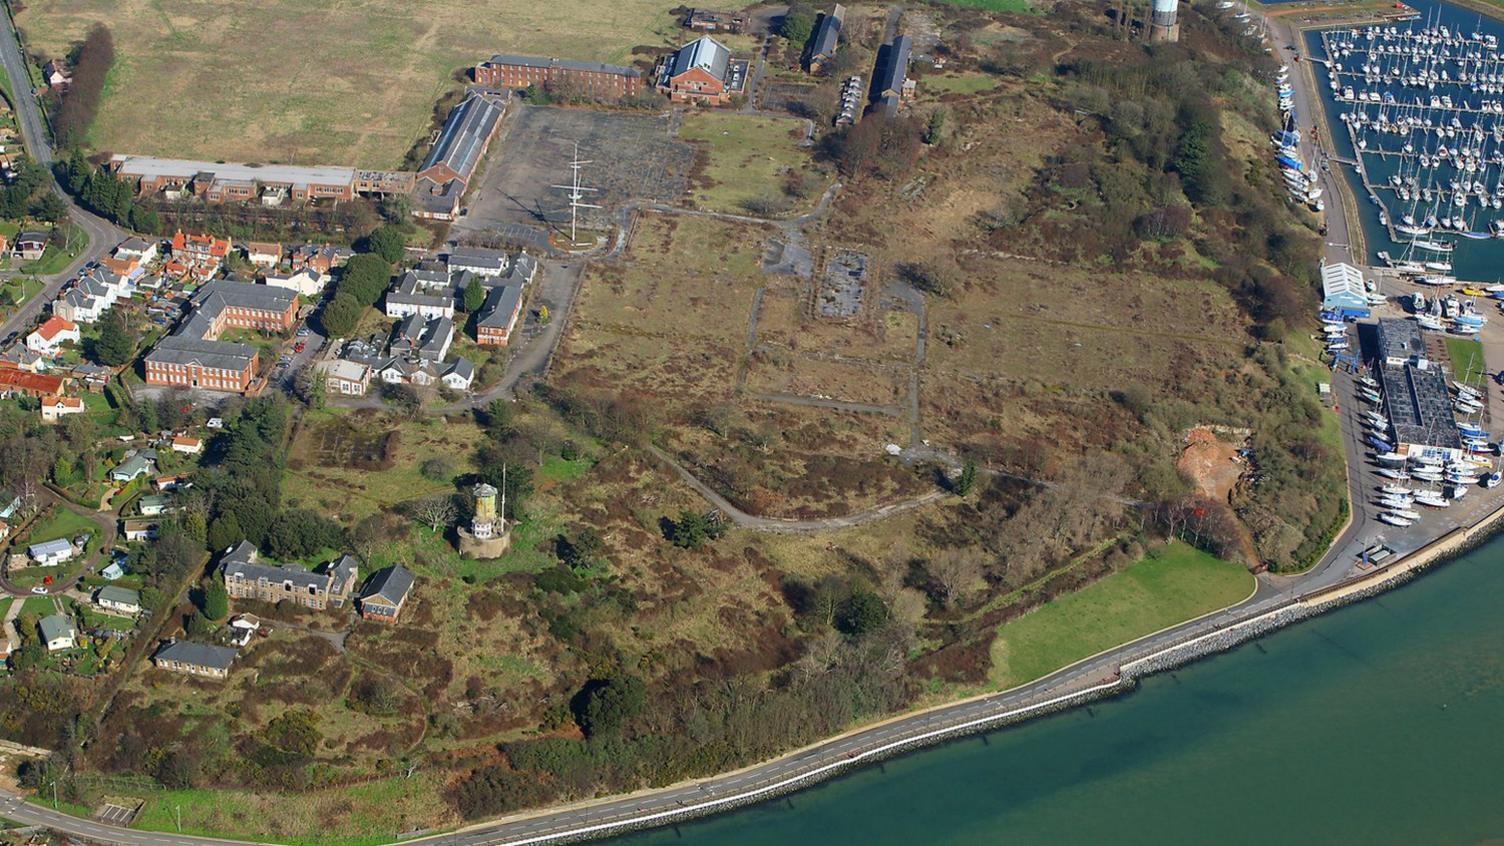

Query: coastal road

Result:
[0,4,125,339]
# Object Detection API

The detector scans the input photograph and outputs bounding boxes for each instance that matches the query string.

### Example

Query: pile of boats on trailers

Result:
[1356,377,1501,529]
[1405,289,1492,334]
[1273,67,1327,213]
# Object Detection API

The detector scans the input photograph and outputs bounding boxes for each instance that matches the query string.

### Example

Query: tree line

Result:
[48,24,113,148]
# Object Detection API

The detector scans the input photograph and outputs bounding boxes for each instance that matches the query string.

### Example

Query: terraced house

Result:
[219,542,360,610]
[473,54,644,98]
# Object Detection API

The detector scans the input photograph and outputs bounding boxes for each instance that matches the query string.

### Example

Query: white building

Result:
[263,268,327,297]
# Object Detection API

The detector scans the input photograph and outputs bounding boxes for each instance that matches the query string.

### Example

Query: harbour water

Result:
[610,534,1504,845]
[1306,0,1504,279]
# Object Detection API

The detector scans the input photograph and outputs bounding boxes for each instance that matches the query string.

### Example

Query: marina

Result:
[1304,0,1504,279]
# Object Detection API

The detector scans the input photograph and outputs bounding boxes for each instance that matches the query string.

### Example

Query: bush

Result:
[319,294,362,338]
[363,225,407,264]
[572,674,646,737]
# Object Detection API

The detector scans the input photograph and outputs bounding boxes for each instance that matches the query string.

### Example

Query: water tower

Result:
[458,478,511,558]
[1149,0,1179,42]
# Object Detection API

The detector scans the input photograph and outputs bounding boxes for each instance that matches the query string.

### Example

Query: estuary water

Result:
[612,535,1504,845]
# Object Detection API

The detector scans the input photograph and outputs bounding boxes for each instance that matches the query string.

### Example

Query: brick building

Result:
[658,36,733,104]
[144,280,297,392]
[474,55,644,98]
[112,156,358,205]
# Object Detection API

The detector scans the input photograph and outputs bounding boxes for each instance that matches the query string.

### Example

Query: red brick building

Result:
[658,36,733,104]
[144,281,298,393]
[0,367,66,398]
[474,55,643,99]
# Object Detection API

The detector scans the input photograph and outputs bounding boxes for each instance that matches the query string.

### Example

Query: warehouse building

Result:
[1374,318,1462,461]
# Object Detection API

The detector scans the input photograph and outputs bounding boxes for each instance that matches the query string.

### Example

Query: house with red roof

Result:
[25,316,79,355]
[40,395,84,423]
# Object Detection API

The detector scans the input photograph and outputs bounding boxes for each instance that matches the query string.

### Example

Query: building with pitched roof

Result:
[26,316,79,355]
[476,285,525,346]
[40,395,84,423]
[870,35,913,116]
[658,35,734,104]
[0,368,65,398]
[39,615,76,652]
[95,585,142,614]
[359,564,415,623]
[145,280,297,392]
[152,640,238,679]
[807,5,846,72]
[219,542,360,610]
[113,156,358,205]
[416,92,506,186]
[474,54,643,98]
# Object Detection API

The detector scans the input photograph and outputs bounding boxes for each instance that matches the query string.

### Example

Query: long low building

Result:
[1374,318,1462,461]
[474,54,643,98]
[144,280,298,393]
[112,155,359,204]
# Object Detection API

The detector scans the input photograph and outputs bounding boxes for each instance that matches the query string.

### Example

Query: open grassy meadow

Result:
[986,542,1254,690]
[16,0,684,167]
[678,112,830,215]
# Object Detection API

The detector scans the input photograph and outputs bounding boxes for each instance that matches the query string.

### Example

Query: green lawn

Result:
[1444,336,1486,387]
[922,72,1000,96]
[678,111,827,216]
[19,242,79,276]
[986,542,1254,690]
[25,507,97,545]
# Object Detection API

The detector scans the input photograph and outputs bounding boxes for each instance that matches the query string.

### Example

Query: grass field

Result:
[678,112,828,215]
[935,0,1035,11]
[16,0,685,167]
[986,542,1254,690]
[922,72,1001,96]
[1445,336,1487,386]
[25,507,97,545]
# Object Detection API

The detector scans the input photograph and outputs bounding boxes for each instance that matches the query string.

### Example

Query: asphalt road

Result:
[0,3,125,340]
[0,487,119,598]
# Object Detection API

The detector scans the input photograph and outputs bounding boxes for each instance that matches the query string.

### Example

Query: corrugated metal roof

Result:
[420,94,504,181]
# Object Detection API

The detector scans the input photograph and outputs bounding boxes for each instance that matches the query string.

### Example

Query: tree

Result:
[954,460,977,496]
[320,294,362,338]
[537,304,551,324]
[338,253,393,306]
[90,313,135,366]
[779,2,816,46]
[206,514,244,552]
[925,548,985,608]
[53,24,114,149]
[573,674,646,737]
[419,458,452,483]
[923,108,947,145]
[29,193,68,223]
[377,194,411,224]
[411,494,457,532]
[837,591,887,636]
[463,276,485,313]
[201,578,229,621]
[364,225,407,264]
[666,509,725,550]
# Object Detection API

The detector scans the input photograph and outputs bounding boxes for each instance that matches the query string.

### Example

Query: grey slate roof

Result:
[154,640,237,671]
[148,280,294,374]
[325,554,360,587]
[410,176,464,216]
[485,54,641,78]
[361,564,415,606]
[665,35,731,83]
[96,585,141,607]
[147,334,257,372]
[191,279,297,314]
[420,93,504,181]
[387,274,457,311]
[39,614,75,643]
[444,356,474,382]
[874,35,911,99]
[811,6,844,59]
[477,285,523,328]
[447,246,508,273]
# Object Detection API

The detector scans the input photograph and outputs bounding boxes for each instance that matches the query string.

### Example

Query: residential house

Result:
[137,494,175,516]
[228,613,261,646]
[169,230,232,275]
[0,521,9,542]
[171,435,203,455]
[26,316,80,355]
[151,640,238,679]
[440,357,475,392]
[245,241,283,268]
[658,36,734,104]
[122,518,159,541]
[316,359,371,396]
[219,541,360,610]
[41,59,70,88]
[358,564,415,623]
[111,448,158,482]
[28,538,75,566]
[154,473,188,492]
[384,272,455,319]
[446,246,508,277]
[375,356,441,387]
[100,561,125,580]
[113,236,159,263]
[263,267,327,297]
[39,615,76,652]
[391,314,454,362]
[0,345,47,373]
[476,285,525,346]
[13,231,48,261]
[95,585,143,614]
[288,244,353,274]
[40,395,84,423]
[0,489,21,520]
